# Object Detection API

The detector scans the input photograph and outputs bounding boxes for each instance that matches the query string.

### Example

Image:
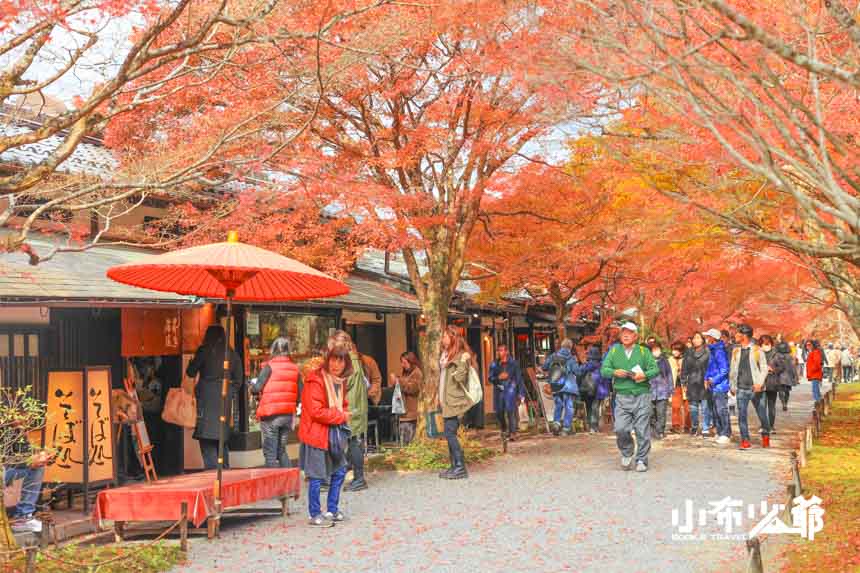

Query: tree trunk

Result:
[415,303,446,439]
[555,305,566,342]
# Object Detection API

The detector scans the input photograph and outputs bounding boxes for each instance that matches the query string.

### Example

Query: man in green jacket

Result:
[601,322,659,472]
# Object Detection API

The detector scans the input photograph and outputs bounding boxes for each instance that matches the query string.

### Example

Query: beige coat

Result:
[729,344,769,392]
[441,352,473,419]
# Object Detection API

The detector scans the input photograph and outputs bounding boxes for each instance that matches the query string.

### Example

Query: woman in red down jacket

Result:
[298,345,351,528]
[804,340,824,403]
[250,337,299,468]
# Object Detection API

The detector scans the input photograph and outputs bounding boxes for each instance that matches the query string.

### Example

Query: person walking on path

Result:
[542,339,581,436]
[600,322,659,472]
[578,345,605,433]
[488,344,526,441]
[186,324,244,470]
[760,335,786,434]
[776,341,798,410]
[729,324,770,450]
[842,346,855,383]
[805,340,824,403]
[648,341,673,440]
[390,351,422,445]
[827,344,842,383]
[703,329,730,445]
[251,337,300,468]
[680,332,710,438]
[668,341,689,433]
[439,326,474,480]
[298,345,352,527]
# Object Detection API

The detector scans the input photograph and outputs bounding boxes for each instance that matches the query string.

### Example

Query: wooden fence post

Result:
[180,502,188,553]
[798,432,807,468]
[746,536,764,573]
[812,410,820,437]
[790,451,802,497]
[24,547,37,573]
[805,426,813,451]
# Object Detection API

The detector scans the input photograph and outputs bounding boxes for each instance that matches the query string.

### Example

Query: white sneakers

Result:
[11,516,42,534]
[715,435,731,445]
[621,455,633,470]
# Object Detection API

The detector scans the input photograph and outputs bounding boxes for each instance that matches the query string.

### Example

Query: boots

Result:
[443,449,468,480]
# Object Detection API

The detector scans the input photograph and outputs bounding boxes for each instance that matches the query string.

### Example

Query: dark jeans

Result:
[399,421,416,445]
[443,416,464,467]
[198,438,229,470]
[4,465,45,517]
[584,397,600,432]
[764,390,779,431]
[308,466,347,518]
[261,415,293,468]
[348,435,366,484]
[713,392,731,437]
[650,399,668,437]
[737,388,769,441]
[496,408,518,435]
[689,400,704,432]
[614,393,652,465]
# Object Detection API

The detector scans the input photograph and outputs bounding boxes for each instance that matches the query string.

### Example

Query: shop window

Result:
[246,311,337,375]
[0,334,8,357]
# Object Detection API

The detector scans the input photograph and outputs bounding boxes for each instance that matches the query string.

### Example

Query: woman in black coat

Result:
[761,335,786,433]
[680,332,710,436]
[186,325,243,470]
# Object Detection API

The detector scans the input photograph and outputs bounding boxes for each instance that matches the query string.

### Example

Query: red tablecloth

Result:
[94,468,301,527]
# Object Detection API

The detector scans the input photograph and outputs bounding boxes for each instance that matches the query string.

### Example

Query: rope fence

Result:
[745,383,838,573]
[2,501,189,573]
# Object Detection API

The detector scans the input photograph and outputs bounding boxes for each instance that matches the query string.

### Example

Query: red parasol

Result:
[106,232,348,534]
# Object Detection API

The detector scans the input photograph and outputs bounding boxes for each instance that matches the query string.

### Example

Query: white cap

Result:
[704,328,722,340]
[620,321,638,333]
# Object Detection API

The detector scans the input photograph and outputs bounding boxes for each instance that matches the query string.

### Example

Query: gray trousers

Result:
[614,393,653,464]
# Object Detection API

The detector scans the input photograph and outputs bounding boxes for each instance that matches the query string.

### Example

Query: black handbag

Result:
[328,423,351,460]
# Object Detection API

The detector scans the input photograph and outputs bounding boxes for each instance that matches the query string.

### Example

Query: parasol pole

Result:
[215,290,234,535]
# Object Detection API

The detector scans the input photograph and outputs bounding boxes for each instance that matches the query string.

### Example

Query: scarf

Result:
[322,370,346,412]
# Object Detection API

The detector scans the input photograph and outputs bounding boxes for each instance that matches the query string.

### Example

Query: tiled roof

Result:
[0,237,195,305]
[0,236,419,312]
[0,123,117,178]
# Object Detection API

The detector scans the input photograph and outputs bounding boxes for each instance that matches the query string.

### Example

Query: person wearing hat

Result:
[600,322,659,472]
[729,324,770,450]
[703,328,730,445]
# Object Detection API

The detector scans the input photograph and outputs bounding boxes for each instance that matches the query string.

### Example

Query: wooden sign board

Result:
[45,368,115,485]
[121,309,181,357]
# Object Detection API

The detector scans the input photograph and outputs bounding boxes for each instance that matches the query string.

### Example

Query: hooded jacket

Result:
[705,340,730,395]
[542,348,580,395]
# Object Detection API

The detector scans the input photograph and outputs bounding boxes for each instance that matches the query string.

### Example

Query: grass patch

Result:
[1,541,183,573]
[368,429,497,472]
[779,385,860,573]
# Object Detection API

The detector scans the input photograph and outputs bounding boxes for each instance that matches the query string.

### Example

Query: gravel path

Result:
[173,382,823,573]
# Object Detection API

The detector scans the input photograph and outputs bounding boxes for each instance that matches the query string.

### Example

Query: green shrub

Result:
[372,428,496,472]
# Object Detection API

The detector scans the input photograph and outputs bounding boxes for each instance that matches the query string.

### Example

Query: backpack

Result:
[579,369,598,398]
[547,354,568,392]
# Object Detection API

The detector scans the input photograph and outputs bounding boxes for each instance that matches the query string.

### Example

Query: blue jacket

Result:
[706,340,730,394]
[598,344,619,400]
[542,348,580,395]
[578,346,606,399]
[650,354,674,400]
[488,357,526,412]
